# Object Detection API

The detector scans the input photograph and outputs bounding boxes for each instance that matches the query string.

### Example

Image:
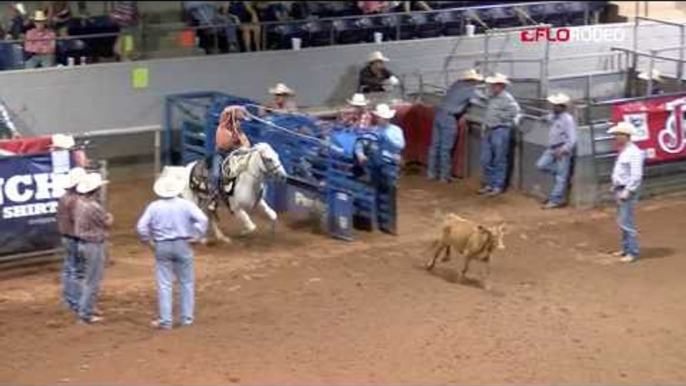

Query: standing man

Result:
[57,166,87,312]
[267,83,298,113]
[24,10,57,69]
[479,73,520,197]
[427,69,483,182]
[341,93,373,128]
[358,51,399,93]
[536,93,577,209]
[608,121,644,263]
[210,105,252,199]
[137,175,208,330]
[0,99,20,139]
[74,173,112,324]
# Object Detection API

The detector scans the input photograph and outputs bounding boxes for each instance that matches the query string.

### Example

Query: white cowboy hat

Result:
[372,103,396,119]
[268,83,295,95]
[459,68,484,82]
[637,69,663,82]
[14,3,27,16]
[485,73,510,85]
[63,167,87,190]
[607,121,637,137]
[347,93,369,107]
[367,51,389,63]
[51,134,75,150]
[76,173,109,194]
[547,93,571,106]
[153,175,185,199]
[32,10,47,22]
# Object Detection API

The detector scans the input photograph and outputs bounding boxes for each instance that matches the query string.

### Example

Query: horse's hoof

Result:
[240,227,257,237]
[269,221,277,236]
[425,261,435,271]
[218,236,232,244]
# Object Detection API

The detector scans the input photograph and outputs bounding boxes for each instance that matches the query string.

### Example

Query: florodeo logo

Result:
[520,26,626,43]
[0,173,67,219]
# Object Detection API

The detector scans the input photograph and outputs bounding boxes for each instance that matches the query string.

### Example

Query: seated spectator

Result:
[111,1,139,61]
[228,1,262,52]
[47,1,72,32]
[184,1,240,54]
[4,3,27,40]
[266,83,298,113]
[258,2,292,22]
[358,51,399,93]
[24,11,57,69]
[341,93,373,128]
[358,1,391,15]
[395,1,433,12]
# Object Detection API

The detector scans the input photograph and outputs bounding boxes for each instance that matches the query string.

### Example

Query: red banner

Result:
[612,95,686,164]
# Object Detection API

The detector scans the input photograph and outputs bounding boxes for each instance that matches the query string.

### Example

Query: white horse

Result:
[182,142,287,243]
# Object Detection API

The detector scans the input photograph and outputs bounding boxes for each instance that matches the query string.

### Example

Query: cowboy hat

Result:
[32,10,47,22]
[459,69,484,82]
[367,51,389,63]
[268,83,295,95]
[13,3,27,16]
[76,173,109,194]
[51,134,75,150]
[372,103,396,119]
[153,175,185,199]
[546,93,571,106]
[63,167,87,190]
[485,73,510,85]
[347,93,369,107]
[607,121,637,137]
[637,69,663,82]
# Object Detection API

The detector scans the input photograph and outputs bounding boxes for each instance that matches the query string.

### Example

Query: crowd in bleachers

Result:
[0,1,609,70]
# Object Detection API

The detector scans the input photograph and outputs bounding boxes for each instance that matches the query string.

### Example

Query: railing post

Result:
[647,49,655,96]
[395,14,401,40]
[679,26,685,87]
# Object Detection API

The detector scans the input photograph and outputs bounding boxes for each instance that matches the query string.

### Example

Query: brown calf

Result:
[426,214,505,284]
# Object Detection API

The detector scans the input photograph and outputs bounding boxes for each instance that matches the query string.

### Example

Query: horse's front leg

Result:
[235,208,257,236]
[258,198,278,235]
[209,211,232,244]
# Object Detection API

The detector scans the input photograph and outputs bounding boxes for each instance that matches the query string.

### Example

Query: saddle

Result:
[189,149,254,211]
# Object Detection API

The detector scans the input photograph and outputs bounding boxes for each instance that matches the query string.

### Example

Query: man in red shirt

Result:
[210,105,251,197]
[24,11,56,69]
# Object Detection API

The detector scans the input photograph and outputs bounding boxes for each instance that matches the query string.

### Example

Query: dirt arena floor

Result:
[1,173,686,385]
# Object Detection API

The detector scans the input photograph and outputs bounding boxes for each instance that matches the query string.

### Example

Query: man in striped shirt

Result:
[608,121,645,263]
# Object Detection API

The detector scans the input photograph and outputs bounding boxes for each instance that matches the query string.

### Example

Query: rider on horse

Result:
[211,105,252,199]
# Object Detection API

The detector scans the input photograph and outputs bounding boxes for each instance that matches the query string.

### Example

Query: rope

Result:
[242,104,330,147]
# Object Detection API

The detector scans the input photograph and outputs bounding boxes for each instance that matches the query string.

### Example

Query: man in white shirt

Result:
[608,121,645,263]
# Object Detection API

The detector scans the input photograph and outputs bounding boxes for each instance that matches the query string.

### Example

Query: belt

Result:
[486,125,511,131]
[156,237,190,243]
[61,235,83,242]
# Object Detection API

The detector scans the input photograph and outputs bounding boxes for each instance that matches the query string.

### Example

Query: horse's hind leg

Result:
[235,209,257,236]
[426,243,446,271]
[258,199,277,235]
[210,212,232,244]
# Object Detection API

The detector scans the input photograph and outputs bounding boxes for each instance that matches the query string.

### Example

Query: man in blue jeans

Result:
[427,69,483,182]
[608,121,644,263]
[137,175,208,330]
[479,73,520,197]
[536,93,577,209]
[74,173,112,324]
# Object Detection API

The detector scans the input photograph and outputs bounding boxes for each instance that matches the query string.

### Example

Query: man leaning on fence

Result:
[137,175,208,330]
[536,93,577,209]
[478,73,521,197]
[73,173,112,324]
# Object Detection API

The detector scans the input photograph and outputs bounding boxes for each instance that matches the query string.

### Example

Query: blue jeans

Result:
[427,110,458,181]
[536,149,572,205]
[155,240,195,328]
[618,192,640,257]
[25,53,55,69]
[78,242,107,321]
[480,126,512,190]
[210,152,225,194]
[62,237,85,312]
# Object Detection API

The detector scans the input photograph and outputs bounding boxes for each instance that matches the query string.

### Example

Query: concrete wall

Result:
[0,21,680,138]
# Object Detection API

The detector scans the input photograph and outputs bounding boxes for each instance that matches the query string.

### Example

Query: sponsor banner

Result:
[611,95,686,164]
[0,152,72,256]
